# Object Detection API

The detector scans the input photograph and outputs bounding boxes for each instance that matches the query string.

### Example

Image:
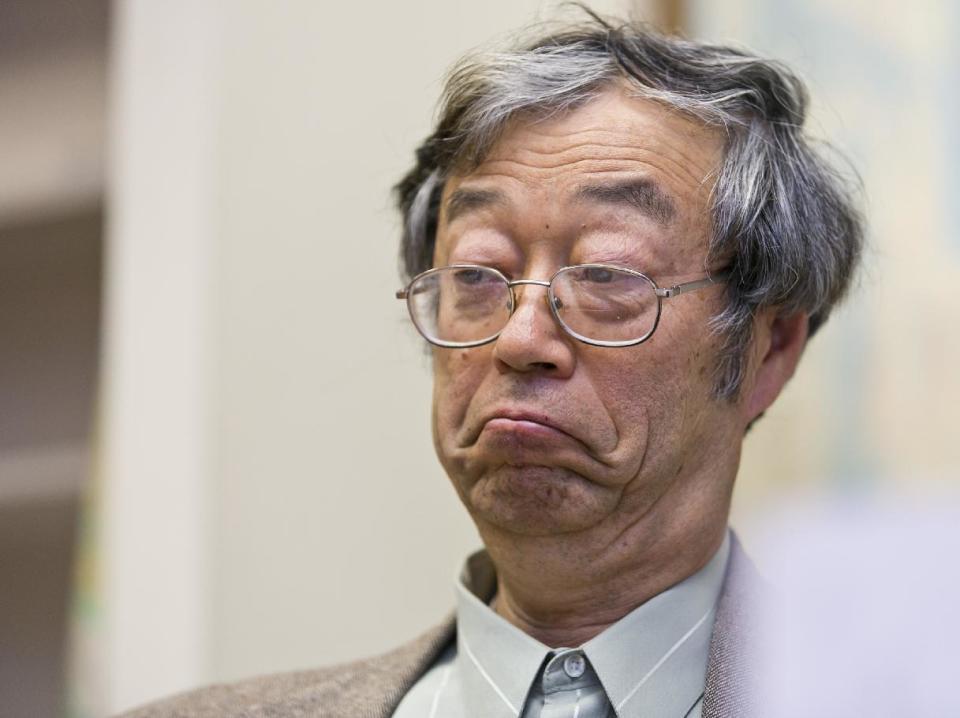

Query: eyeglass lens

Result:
[407,266,659,346]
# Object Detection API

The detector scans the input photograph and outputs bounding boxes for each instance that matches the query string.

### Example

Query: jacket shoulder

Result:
[118,618,455,718]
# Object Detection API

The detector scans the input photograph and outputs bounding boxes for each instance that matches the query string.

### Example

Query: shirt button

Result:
[563,652,586,678]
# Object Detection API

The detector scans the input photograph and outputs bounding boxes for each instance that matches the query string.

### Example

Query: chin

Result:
[465,465,615,536]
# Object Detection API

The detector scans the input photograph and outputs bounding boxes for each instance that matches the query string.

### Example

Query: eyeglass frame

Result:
[396,263,731,349]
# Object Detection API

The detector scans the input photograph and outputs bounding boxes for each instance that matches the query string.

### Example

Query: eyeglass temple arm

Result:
[655,270,731,299]
[395,289,408,299]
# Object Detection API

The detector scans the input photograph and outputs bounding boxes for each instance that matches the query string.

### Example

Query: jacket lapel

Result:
[352,616,457,718]
[701,533,764,718]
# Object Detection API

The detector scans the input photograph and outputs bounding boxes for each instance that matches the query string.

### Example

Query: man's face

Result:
[431,86,742,539]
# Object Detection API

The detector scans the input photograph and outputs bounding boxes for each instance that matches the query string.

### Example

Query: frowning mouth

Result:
[477,409,580,445]
[474,413,589,467]
[483,417,569,440]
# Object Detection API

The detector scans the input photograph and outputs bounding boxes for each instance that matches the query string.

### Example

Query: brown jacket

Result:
[123,536,761,718]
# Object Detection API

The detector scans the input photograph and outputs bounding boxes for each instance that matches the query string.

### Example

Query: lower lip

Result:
[482,417,569,440]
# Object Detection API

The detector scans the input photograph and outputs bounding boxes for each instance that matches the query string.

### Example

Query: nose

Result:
[492,280,576,376]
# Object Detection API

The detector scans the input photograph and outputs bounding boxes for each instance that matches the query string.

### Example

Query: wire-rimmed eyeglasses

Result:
[396,264,729,348]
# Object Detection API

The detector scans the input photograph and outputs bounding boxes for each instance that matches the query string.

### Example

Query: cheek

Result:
[594,355,673,442]
[591,329,715,454]
[639,326,727,446]
[431,346,490,441]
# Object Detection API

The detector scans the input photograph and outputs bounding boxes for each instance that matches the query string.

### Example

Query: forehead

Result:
[437,86,724,271]
[476,87,720,185]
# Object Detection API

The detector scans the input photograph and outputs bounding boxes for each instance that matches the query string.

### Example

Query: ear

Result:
[743,310,809,424]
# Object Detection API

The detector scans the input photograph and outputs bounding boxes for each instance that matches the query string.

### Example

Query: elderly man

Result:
[126,12,861,718]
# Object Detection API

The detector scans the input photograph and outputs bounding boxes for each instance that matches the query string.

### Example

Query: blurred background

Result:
[0,0,957,716]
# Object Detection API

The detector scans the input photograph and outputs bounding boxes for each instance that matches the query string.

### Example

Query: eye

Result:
[452,267,490,285]
[582,267,614,283]
[570,266,626,284]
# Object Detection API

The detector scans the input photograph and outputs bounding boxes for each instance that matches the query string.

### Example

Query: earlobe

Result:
[743,311,809,425]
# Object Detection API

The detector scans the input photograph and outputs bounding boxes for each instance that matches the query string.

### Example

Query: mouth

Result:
[460,404,618,482]
[476,408,582,446]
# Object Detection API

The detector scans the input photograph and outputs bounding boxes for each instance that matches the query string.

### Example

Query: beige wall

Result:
[100,1,649,713]
[209,0,662,681]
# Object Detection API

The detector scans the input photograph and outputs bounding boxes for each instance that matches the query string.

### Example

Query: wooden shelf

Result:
[0,442,90,505]
[0,9,107,228]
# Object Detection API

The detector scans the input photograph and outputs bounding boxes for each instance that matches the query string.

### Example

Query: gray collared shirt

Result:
[393,532,730,718]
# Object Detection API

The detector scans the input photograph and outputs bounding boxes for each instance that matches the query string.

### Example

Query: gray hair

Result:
[395,11,863,399]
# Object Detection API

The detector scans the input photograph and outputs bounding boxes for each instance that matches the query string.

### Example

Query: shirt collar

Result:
[584,532,730,717]
[454,531,730,718]
[455,551,547,717]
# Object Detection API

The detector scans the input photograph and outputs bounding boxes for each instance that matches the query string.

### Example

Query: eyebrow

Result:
[443,178,678,227]
[575,179,677,225]
[444,187,506,224]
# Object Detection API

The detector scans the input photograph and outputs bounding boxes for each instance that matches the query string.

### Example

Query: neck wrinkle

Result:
[485,519,729,648]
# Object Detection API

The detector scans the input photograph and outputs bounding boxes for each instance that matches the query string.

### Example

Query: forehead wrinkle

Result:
[478,146,715,198]
[483,123,720,181]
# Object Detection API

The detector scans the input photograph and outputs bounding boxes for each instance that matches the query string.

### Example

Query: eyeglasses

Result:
[396,264,729,348]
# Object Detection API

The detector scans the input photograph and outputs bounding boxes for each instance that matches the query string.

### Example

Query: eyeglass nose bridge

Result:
[504,277,559,314]
[497,277,570,347]
[507,279,552,288]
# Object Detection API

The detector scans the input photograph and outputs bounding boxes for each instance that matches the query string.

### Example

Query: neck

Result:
[481,472,733,647]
